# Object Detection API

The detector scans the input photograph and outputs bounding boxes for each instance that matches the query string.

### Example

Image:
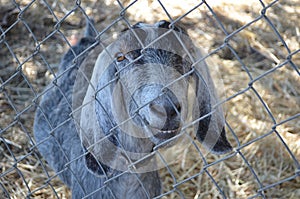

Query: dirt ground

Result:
[0,0,299,198]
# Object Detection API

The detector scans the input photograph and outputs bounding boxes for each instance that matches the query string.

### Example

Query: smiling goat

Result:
[34,20,232,199]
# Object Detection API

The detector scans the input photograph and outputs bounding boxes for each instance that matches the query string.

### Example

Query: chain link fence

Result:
[0,0,299,198]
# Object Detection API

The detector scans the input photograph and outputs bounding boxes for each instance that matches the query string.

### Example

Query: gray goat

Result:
[34,20,232,199]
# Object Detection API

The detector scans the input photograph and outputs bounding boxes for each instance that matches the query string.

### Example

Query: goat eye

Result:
[115,52,126,62]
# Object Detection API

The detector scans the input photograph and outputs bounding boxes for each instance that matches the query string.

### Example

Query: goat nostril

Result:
[169,103,181,118]
[175,104,181,113]
[149,101,181,118]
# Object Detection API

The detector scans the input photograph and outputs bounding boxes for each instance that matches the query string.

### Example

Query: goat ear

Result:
[193,69,232,155]
[79,125,119,177]
[84,149,111,177]
[83,141,131,177]
[211,127,232,154]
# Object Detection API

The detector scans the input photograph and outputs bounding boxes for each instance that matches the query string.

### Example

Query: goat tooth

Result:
[160,130,176,134]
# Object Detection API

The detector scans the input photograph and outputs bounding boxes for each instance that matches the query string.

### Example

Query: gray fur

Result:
[34,20,231,199]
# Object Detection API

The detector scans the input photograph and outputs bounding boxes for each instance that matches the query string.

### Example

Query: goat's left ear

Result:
[192,67,232,155]
[212,127,232,154]
[197,123,233,155]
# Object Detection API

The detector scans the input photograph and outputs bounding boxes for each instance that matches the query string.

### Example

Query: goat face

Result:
[76,20,232,175]
[95,21,194,149]
[111,49,190,144]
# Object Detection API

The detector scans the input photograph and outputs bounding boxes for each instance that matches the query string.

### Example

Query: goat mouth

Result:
[153,129,179,140]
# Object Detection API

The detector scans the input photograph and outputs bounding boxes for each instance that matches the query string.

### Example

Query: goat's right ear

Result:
[84,147,112,177]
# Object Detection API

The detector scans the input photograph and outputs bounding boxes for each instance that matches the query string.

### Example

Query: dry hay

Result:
[0,0,299,198]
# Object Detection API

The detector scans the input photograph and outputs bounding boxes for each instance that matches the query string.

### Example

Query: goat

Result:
[34,20,232,199]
